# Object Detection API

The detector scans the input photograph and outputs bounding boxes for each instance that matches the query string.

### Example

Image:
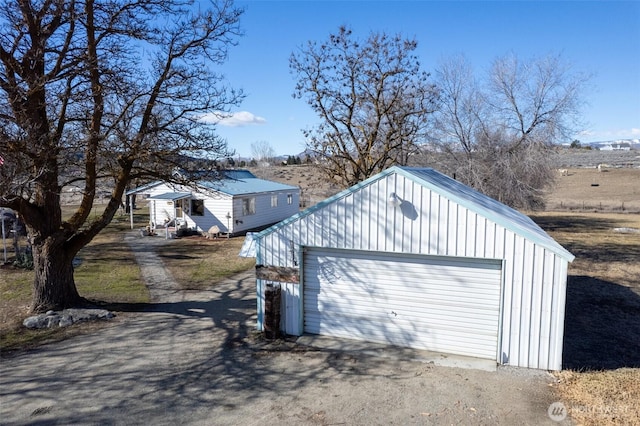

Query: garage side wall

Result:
[257,172,568,370]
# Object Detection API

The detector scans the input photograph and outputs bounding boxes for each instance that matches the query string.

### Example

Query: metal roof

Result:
[257,166,574,262]
[147,192,191,201]
[125,181,162,196]
[126,170,298,197]
[198,172,298,196]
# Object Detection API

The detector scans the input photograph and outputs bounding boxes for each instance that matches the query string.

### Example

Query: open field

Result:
[250,154,640,213]
[546,168,640,212]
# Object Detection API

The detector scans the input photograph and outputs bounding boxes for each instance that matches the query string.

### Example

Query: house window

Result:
[190,199,204,216]
[242,197,256,216]
[287,194,293,205]
[271,195,278,208]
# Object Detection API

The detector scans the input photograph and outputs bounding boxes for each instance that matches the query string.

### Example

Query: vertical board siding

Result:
[257,171,569,370]
[528,245,544,368]
[519,239,535,367]
[539,250,556,368]
[551,258,568,370]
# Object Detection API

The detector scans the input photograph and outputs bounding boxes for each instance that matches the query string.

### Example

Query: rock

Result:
[46,315,61,328]
[23,316,47,329]
[23,308,115,329]
[58,314,74,327]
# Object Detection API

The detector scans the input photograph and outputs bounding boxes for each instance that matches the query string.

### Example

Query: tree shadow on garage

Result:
[562,275,640,370]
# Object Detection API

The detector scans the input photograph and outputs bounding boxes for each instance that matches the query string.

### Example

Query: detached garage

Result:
[252,166,574,370]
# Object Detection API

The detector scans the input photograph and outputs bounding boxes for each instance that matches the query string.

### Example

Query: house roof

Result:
[148,192,191,201]
[198,170,298,196]
[125,170,298,197]
[256,166,574,262]
[125,180,162,196]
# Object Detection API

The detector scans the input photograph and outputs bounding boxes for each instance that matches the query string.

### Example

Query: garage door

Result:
[303,248,502,359]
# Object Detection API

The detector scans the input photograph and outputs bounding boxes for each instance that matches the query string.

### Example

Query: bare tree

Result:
[432,53,589,209]
[290,26,438,187]
[250,140,276,165]
[0,0,244,312]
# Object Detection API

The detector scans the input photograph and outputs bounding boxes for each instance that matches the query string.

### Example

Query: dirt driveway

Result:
[0,234,570,425]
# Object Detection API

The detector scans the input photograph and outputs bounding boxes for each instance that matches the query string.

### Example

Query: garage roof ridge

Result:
[392,166,574,261]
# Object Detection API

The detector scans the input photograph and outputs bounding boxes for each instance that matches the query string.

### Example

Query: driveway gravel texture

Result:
[0,232,571,425]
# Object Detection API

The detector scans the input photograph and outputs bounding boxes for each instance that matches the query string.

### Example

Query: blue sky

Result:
[206,1,640,157]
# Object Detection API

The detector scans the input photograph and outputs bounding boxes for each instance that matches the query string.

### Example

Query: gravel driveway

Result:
[0,233,571,425]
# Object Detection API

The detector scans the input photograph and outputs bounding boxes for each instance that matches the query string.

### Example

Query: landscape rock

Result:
[23,308,114,329]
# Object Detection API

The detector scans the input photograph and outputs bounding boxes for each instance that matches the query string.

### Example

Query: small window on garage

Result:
[242,197,256,216]
[190,199,205,216]
[287,194,293,205]
[271,194,278,208]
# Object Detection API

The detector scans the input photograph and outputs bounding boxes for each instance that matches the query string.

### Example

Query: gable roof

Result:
[125,170,298,197]
[148,192,191,201]
[198,170,298,196]
[125,180,162,196]
[257,166,574,261]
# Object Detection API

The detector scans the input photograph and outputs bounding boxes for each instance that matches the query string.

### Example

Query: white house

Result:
[601,142,631,151]
[126,170,300,236]
[250,166,574,370]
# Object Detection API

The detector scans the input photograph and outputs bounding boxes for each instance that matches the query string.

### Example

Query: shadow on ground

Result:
[2,274,434,426]
[531,215,616,233]
[563,275,640,370]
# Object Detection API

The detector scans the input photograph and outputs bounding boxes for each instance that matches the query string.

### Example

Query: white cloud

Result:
[198,111,266,127]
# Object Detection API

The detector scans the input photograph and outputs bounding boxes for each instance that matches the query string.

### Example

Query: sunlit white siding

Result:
[255,166,574,371]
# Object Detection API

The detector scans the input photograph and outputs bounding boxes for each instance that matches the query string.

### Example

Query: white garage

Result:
[303,248,502,359]
[251,166,574,370]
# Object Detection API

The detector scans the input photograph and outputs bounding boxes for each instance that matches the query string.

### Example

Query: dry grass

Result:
[532,212,640,425]
[155,235,255,290]
[555,369,639,426]
[546,168,640,212]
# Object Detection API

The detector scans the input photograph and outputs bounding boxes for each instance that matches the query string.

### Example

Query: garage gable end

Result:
[393,167,574,262]
[257,166,572,262]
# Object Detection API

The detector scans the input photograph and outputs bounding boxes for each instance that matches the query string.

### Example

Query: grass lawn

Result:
[155,235,255,291]
[0,210,150,352]
[0,206,255,353]
[532,212,640,426]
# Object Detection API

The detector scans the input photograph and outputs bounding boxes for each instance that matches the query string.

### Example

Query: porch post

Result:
[129,194,134,229]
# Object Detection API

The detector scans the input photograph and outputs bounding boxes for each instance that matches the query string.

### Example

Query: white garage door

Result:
[303,248,502,360]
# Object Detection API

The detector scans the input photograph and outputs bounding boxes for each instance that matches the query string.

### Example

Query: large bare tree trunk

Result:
[31,236,83,313]
[1,0,243,313]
